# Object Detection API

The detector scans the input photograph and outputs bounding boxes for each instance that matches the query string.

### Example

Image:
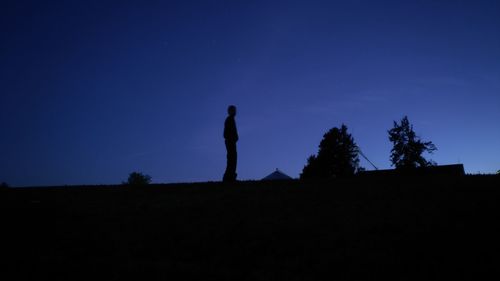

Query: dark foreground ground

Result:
[1,176,499,280]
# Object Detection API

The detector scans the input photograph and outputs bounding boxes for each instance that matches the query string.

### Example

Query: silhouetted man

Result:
[223,105,238,182]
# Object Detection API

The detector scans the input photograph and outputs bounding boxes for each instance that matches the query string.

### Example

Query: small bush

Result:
[1,182,8,189]
[124,172,152,186]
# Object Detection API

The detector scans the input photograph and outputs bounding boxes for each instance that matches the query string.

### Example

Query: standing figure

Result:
[223,105,238,182]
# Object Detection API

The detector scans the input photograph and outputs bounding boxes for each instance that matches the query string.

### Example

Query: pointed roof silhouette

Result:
[262,169,293,181]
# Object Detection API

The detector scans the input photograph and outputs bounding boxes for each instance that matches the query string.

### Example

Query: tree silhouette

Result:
[388,116,437,169]
[124,172,152,186]
[301,124,361,179]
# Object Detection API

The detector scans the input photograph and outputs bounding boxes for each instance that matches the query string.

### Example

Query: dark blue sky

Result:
[1,0,499,186]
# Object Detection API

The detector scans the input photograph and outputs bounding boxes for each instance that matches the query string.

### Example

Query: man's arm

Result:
[224,117,238,141]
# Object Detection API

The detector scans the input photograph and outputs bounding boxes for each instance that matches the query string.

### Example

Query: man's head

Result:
[227,105,237,116]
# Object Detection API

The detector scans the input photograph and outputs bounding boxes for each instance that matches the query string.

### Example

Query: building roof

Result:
[262,169,293,181]
[358,164,465,177]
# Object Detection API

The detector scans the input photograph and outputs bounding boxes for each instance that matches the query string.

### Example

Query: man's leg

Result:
[229,144,237,181]
[224,141,237,182]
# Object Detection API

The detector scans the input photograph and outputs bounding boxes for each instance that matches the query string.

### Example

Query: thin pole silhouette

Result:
[358,147,378,170]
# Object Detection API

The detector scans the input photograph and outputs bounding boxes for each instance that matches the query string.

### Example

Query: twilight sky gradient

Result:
[1,0,499,186]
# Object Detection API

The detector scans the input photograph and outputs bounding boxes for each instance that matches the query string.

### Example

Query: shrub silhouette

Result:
[388,116,437,169]
[301,124,361,180]
[124,172,152,186]
[1,182,8,189]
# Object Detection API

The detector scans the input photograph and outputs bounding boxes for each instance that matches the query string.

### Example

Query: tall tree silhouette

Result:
[301,124,361,179]
[388,116,437,169]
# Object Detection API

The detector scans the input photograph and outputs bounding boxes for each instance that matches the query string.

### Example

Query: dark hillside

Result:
[1,176,499,280]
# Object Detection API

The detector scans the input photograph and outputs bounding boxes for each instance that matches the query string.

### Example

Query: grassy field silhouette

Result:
[2,175,499,280]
